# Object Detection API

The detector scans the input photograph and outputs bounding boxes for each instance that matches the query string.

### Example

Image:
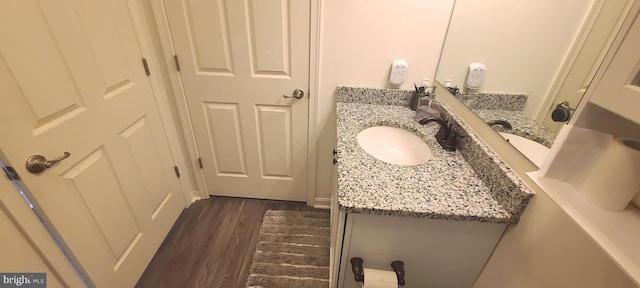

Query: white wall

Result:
[436,0,595,118]
[435,85,636,288]
[314,0,455,199]
[473,190,636,288]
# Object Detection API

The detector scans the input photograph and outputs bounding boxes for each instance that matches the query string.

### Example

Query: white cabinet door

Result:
[163,0,311,201]
[0,1,185,286]
[590,9,640,124]
[339,214,506,288]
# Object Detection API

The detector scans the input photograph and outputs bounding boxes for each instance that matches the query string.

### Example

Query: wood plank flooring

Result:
[135,196,323,288]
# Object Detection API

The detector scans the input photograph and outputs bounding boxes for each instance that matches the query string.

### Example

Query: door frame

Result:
[129,0,200,205]
[149,0,322,206]
[535,0,634,124]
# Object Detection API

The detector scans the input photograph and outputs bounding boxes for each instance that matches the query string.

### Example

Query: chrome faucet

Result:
[419,117,458,151]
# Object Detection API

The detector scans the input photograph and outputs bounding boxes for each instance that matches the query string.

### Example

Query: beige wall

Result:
[314,0,455,199]
[474,190,636,288]
[436,0,595,118]
[435,86,636,288]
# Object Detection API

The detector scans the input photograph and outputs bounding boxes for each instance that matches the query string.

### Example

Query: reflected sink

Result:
[357,126,432,166]
[500,133,550,167]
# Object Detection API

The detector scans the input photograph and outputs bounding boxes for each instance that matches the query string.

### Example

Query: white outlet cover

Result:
[389,59,408,85]
[466,62,486,88]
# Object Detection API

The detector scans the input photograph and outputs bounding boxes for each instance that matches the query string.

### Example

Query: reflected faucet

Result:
[487,120,512,130]
[419,117,457,151]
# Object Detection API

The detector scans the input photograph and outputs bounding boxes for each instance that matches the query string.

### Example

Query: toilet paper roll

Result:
[361,268,398,288]
[579,138,640,211]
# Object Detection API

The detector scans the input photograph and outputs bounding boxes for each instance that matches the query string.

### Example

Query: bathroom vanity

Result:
[330,86,535,288]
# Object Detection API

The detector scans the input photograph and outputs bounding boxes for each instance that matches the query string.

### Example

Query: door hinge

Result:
[198,157,203,169]
[174,166,181,178]
[142,58,151,76]
[173,55,181,72]
[2,166,20,181]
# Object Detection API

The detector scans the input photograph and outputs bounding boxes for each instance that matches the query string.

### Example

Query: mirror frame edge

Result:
[435,81,545,192]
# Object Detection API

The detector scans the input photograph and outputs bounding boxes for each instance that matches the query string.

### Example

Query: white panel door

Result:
[0,0,185,287]
[164,0,310,201]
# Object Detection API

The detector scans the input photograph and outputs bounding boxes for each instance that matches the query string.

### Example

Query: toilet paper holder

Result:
[350,257,406,286]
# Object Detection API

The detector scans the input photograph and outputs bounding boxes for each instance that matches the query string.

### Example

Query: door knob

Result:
[26,152,71,174]
[283,89,304,99]
[551,101,575,122]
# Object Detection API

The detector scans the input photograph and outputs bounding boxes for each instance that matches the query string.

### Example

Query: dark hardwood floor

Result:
[135,196,322,288]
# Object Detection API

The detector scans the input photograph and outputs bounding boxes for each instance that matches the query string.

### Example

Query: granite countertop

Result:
[454,92,556,147]
[336,102,512,223]
[474,109,556,148]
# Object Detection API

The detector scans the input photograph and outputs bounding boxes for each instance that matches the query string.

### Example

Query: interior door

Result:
[541,0,631,132]
[0,1,185,287]
[590,7,640,124]
[164,0,311,201]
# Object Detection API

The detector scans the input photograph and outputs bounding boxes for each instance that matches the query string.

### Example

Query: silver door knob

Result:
[283,89,304,99]
[26,152,71,174]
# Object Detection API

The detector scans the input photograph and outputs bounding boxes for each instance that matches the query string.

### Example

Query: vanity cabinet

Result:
[331,156,347,288]
[336,214,506,288]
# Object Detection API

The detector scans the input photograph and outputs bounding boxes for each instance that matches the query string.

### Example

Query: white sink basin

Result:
[500,132,550,167]
[357,126,432,166]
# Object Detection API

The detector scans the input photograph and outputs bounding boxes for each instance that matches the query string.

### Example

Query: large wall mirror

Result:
[435,0,634,166]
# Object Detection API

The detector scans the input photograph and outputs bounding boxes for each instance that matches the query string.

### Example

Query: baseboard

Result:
[314,197,330,209]
[185,194,202,208]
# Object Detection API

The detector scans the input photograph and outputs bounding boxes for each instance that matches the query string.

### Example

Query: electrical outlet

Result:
[465,63,486,89]
[389,59,408,85]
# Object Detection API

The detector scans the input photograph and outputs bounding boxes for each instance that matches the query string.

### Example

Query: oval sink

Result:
[500,132,550,167]
[357,126,432,166]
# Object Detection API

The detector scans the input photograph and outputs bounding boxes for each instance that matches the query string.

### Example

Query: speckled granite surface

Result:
[452,91,556,147]
[434,102,536,221]
[335,85,535,224]
[336,85,413,106]
[474,109,556,148]
[456,91,528,111]
[336,102,511,223]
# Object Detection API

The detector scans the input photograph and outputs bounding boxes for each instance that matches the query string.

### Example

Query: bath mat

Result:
[246,210,331,288]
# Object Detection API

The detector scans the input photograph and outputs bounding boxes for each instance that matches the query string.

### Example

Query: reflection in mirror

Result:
[435,0,633,166]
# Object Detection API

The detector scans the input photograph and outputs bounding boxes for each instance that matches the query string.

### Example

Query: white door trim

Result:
[127,0,195,205]
[149,0,321,204]
[143,0,210,201]
[571,0,640,122]
[308,0,322,206]
[535,0,634,122]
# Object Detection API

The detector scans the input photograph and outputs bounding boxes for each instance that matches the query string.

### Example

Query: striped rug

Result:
[246,210,331,288]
